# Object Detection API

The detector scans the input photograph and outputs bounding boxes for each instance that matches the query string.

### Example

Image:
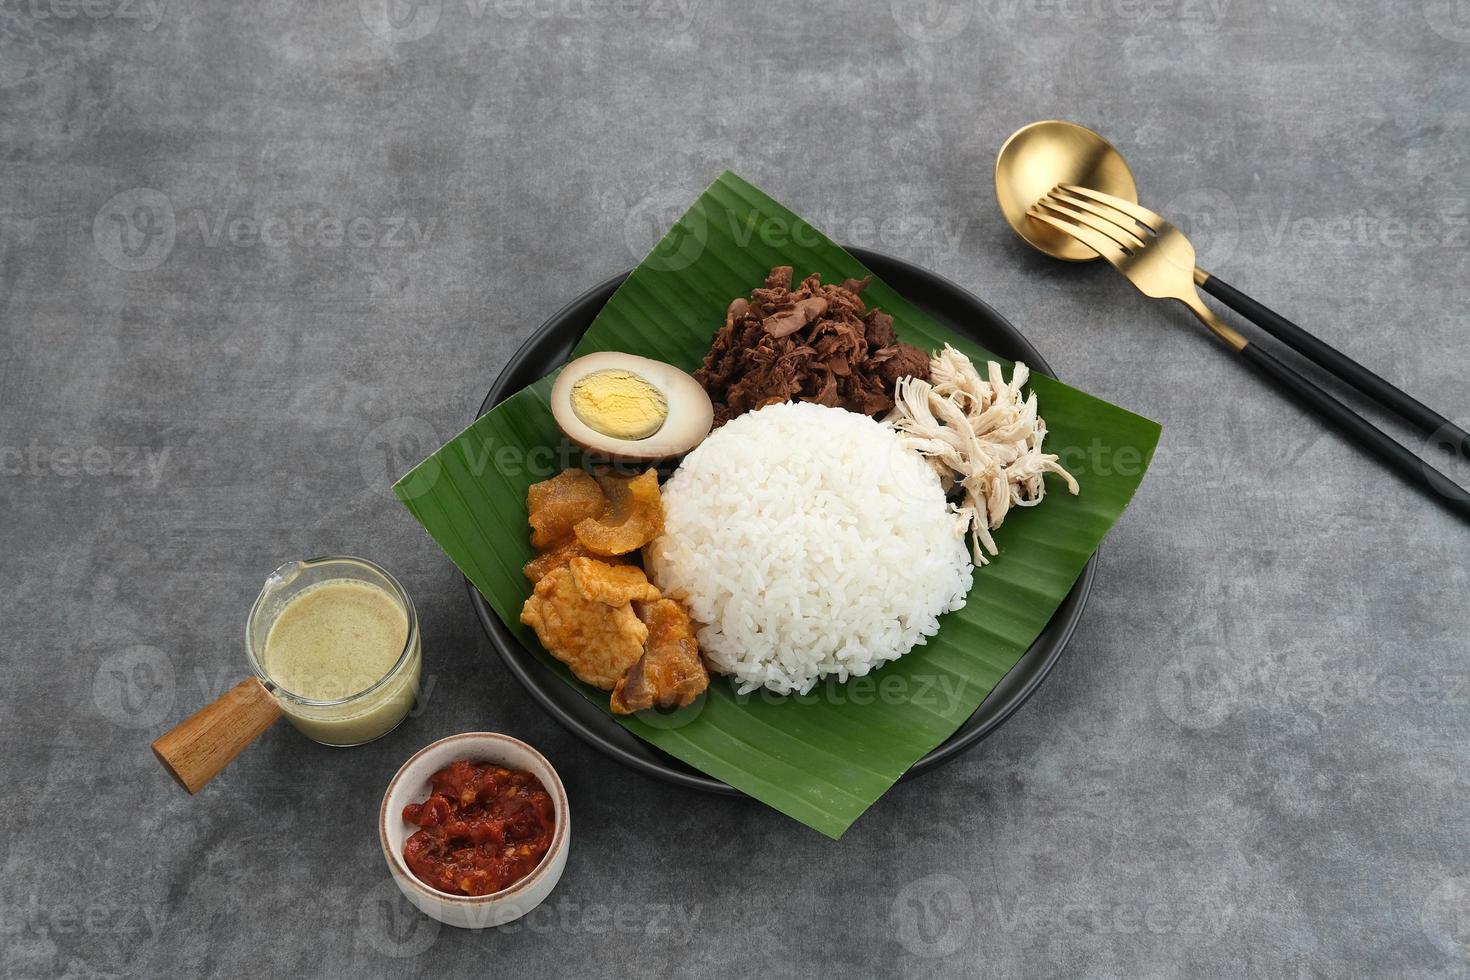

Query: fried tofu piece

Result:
[523,468,680,704]
[522,538,627,584]
[520,565,648,690]
[611,599,709,714]
[527,469,607,550]
[573,469,664,556]
[567,557,661,605]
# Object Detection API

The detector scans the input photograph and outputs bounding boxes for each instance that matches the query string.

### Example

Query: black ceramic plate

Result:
[468,247,1096,796]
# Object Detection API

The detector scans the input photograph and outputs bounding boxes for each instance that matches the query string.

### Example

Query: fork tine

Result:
[1045,189,1151,246]
[1036,195,1148,251]
[1025,207,1131,263]
[1056,183,1167,231]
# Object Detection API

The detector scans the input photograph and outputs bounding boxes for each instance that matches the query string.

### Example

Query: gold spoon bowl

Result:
[994,120,1139,262]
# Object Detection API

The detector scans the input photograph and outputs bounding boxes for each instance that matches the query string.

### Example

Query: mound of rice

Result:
[646,401,973,695]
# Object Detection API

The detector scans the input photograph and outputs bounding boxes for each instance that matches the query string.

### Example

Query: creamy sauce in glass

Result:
[262,579,409,701]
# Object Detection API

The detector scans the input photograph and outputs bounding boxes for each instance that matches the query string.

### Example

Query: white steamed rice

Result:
[646,401,973,695]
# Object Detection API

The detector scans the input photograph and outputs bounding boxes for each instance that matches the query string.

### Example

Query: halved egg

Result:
[550,352,714,462]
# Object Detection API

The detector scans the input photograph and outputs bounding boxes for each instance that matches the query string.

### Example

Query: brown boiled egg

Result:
[550,352,714,462]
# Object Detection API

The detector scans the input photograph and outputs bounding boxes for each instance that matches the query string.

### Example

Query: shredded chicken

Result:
[885,345,1079,565]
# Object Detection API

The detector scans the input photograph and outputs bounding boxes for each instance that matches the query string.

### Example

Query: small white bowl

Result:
[379,732,570,930]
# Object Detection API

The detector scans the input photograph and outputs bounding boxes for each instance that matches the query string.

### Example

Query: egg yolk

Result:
[569,369,668,440]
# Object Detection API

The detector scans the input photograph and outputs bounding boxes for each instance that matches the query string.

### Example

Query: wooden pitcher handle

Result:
[152,677,282,794]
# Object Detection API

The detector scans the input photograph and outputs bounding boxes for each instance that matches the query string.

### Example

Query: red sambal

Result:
[401,760,557,897]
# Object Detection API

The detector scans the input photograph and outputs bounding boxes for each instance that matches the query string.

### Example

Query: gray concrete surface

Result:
[3,1,1469,977]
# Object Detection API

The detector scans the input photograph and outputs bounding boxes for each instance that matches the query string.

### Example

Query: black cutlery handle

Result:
[1239,341,1470,521]
[1201,272,1470,458]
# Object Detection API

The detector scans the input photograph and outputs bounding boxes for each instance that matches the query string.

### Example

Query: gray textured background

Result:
[3,0,1469,977]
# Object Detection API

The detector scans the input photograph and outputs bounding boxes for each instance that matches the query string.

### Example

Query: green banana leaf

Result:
[395,171,1160,839]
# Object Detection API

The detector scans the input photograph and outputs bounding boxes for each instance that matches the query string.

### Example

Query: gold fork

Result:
[1027,183,1470,520]
[1030,184,1248,352]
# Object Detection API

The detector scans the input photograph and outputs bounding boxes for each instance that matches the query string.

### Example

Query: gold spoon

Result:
[994,120,1139,263]
[994,120,1470,518]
